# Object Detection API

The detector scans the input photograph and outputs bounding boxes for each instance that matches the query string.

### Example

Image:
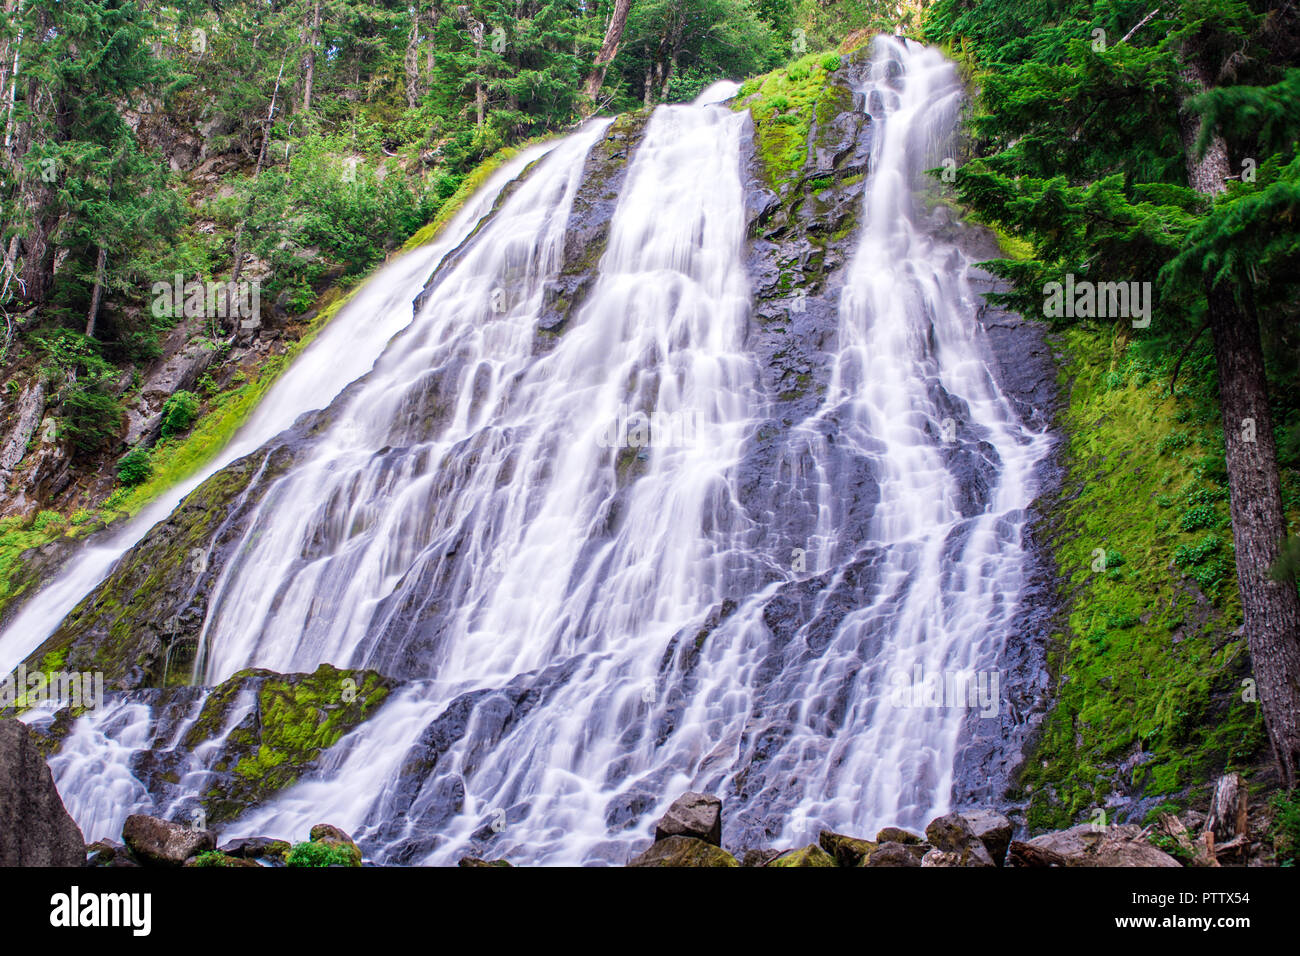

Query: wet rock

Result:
[864,842,923,867]
[219,836,291,862]
[819,829,876,866]
[875,826,923,845]
[459,856,513,867]
[742,848,784,867]
[122,813,214,866]
[654,792,723,846]
[961,809,1013,865]
[0,719,85,866]
[767,843,837,867]
[924,812,996,866]
[627,835,739,867]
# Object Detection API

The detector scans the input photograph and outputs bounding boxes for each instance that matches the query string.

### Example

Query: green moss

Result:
[287,839,362,867]
[185,663,394,823]
[1018,327,1266,832]
[737,52,851,191]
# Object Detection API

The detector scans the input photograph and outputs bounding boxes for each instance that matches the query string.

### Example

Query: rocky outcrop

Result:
[122,813,215,866]
[0,718,84,865]
[1009,824,1182,867]
[0,382,46,473]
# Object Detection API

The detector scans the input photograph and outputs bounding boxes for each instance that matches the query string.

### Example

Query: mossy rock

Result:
[766,843,837,867]
[626,835,739,867]
[181,663,396,824]
[818,829,876,866]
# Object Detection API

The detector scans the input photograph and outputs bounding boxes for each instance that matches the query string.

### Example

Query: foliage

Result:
[160,391,201,439]
[116,446,154,487]
[286,840,360,867]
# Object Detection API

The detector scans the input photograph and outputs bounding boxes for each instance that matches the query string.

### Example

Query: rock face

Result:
[654,792,723,846]
[122,813,215,866]
[0,719,85,866]
[627,835,739,867]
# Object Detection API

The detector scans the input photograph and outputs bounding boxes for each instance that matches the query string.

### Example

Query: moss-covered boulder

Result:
[818,829,876,866]
[767,843,837,867]
[626,835,740,867]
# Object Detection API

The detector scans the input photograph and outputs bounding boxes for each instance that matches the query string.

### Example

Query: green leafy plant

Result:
[160,390,201,438]
[286,840,360,868]
[116,446,153,486]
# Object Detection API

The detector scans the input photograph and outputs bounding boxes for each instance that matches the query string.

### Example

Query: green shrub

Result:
[1155,431,1192,454]
[286,840,360,868]
[767,94,790,112]
[821,54,842,72]
[1271,791,1300,866]
[116,446,153,486]
[160,390,201,438]
[61,380,122,457]
[788,64,809,82]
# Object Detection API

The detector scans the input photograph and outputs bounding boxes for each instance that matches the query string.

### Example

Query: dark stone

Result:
[654,792,723,846]
[864,842,922,867]
[0,719,84,866]
[961,809,1013,865]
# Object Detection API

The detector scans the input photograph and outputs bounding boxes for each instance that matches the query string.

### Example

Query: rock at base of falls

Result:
[626,835,740,867]
[122,813,216,866]
[653,791,723,846]
[0,718,85,866]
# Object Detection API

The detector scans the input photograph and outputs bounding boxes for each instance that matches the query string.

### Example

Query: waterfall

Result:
[15,38,1050,865]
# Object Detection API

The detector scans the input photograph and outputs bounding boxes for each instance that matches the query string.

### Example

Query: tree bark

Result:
[404,14,420,109]
[84,243,106,338]
[1177,56,1300,788]
[300,0,320,113]
[581,0,633,113]
[230,57,285,306]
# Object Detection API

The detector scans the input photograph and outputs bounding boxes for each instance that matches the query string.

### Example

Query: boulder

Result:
[864,842,922,867]
[122,813,215,866]
[308,823,362,866]
[1010,824,1181,867]
[219,836,291,862]
[458,857,513,867]
[0,719,85,866]
[767,843,837,867]
[654,792,723,846]
[961,809,1013,866]
[924,811,996,866]
[627,835,739,867]
[741,848,784,867]
[875,826,923,845]
[819,829,876,867]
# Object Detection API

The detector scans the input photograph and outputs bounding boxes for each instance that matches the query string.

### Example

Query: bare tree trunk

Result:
[404,15,421,109]
[300,0,320,113]
[1177,56,1300,789]
[84,244,107,338]
[581,0,633,113]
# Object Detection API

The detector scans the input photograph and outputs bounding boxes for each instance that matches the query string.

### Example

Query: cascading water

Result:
[14,37,1051,865]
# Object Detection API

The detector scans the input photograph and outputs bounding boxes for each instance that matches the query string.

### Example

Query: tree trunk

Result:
[404,15,420,109]
[84,244,107,338]
[300,0,320,113]
[1177,56,1300,788]
[581,0,633,113]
